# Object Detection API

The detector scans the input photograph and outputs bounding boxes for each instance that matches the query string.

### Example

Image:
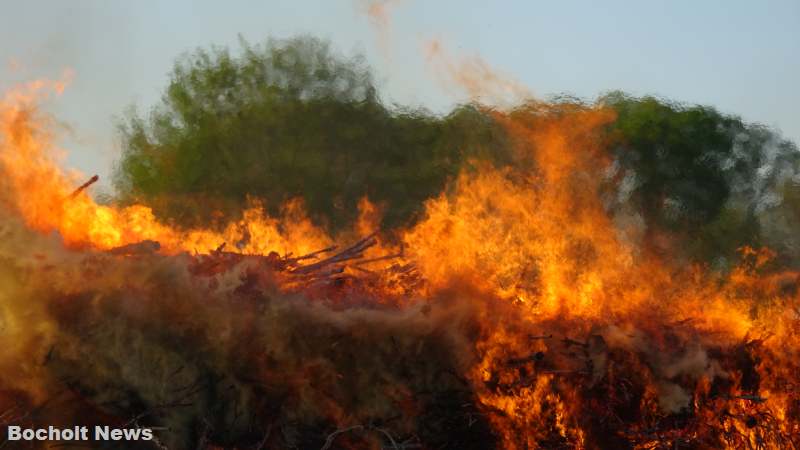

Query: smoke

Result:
[0,215,62,402]
[357,0,405,57]
[599,324,728,414]
[360,0,402,28]
[424,38,532,107]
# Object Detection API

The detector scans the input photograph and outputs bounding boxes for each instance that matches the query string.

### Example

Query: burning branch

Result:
[320,423,405,450]
[320,425,364,450]
[108,239,161,256]
[68,174,99,199]
[292,231,380,275]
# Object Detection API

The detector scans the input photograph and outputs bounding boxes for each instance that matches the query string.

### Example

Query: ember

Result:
[0,71,798,449]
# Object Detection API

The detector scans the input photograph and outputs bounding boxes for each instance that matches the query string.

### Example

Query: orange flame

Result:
[401,102,798,448]
[1,78,798,448]
[0,79,332,257]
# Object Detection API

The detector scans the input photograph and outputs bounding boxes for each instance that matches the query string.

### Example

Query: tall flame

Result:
[401,102,798,448]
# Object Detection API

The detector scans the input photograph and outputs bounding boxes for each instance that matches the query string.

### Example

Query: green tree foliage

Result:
[114,36,507,230]
[601,92,799,263]
[602,92,739,229]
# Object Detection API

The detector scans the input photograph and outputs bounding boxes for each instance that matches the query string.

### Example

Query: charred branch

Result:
[291,232,379,275]
[68,174,99,199]
[107,239,161,255]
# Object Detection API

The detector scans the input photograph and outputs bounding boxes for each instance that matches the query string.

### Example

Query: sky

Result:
[1,0,798,192]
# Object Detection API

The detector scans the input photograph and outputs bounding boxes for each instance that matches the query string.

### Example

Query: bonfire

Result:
[0,79,798,450]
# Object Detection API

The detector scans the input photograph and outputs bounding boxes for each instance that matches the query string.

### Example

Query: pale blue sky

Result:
[1,0,797,191]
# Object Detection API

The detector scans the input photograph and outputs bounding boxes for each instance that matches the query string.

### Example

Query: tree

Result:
[114,36,505,230]
[600,92,800,264]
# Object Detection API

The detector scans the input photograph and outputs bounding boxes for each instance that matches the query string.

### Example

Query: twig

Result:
[528,334,553,340]
[254,423,273,450]
[562,337,587,348]
[353,253,404,266]
[288,245,339,263]
[321,425,364,450]
[373,426,399,450]
[293,232,378,275]
[320,424,403,450]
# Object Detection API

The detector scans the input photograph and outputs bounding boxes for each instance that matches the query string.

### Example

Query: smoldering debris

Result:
[1,210,798,449]
[0,215,497,449]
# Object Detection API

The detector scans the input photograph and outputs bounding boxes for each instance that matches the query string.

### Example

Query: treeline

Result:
[113,36,800,266]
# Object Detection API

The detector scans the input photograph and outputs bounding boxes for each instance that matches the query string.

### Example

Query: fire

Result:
[0,79,332,257]
[402,102,798,447]
[1,79,798,448]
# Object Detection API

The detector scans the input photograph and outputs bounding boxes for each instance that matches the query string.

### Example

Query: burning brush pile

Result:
[1,80,799,450]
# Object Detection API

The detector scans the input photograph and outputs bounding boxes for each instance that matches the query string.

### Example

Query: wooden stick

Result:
[68,175,99,198]
[288,245,339,262]
[292,232,378,275]
[353,253,404,266]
